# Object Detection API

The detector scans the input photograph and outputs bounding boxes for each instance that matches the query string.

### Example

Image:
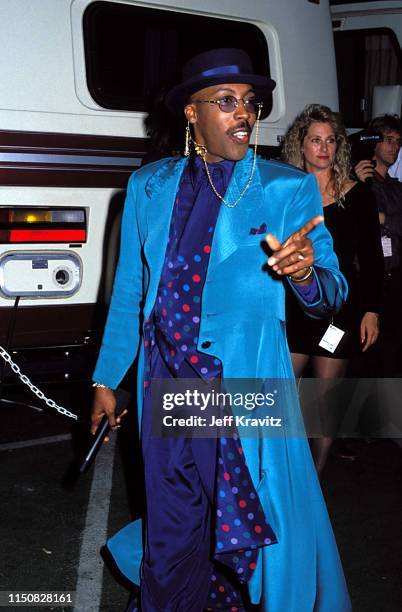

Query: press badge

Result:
[319,324,345,353]
[381,236,392,258]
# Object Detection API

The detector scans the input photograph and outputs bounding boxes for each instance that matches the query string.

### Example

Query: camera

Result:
[348,129,383,166]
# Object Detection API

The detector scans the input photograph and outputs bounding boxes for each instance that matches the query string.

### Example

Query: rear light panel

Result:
[0,208,87,243]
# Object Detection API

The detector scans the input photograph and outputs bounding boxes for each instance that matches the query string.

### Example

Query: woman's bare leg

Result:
[310,356,349,476]
[290,353,310,378]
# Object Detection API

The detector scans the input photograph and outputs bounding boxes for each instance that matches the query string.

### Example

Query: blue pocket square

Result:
[249,223,267,235]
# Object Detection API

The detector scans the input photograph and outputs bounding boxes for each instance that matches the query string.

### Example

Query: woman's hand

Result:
[265,215,323,284]
[354,160,375,183]
[360,311,380,352]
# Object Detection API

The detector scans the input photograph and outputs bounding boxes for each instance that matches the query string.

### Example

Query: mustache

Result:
[227,121,252,136]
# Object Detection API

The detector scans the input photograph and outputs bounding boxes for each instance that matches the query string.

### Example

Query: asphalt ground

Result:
[1,382,402,612]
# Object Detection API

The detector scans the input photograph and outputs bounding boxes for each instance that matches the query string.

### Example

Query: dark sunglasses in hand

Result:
[195,95,263,114]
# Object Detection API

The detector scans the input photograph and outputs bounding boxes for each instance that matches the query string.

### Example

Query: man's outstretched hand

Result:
[265,215,324,283]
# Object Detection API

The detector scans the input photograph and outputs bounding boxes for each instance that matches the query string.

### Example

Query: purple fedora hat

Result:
[165,48,276,113]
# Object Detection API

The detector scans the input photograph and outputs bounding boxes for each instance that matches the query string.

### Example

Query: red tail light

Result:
[0,208,87,243]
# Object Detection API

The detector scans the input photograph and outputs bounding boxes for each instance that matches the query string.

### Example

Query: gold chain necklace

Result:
[193,110,261,209]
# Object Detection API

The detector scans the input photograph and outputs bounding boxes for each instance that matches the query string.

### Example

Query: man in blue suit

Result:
[91,49,351,611]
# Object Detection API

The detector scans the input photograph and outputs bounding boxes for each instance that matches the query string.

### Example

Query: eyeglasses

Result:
[194,95,263,114]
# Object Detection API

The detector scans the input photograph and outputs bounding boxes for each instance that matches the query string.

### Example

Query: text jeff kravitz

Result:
[162,414,282,427]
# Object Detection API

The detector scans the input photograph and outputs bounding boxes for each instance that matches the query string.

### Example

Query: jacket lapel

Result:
[143,157,187,318]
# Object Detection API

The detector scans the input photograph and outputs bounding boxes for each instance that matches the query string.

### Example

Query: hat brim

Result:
[165,73,276,115]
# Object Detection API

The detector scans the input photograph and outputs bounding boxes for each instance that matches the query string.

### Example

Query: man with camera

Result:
[354,114,402,376]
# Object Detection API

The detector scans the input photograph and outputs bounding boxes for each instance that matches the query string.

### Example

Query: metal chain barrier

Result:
[0,345,79,421]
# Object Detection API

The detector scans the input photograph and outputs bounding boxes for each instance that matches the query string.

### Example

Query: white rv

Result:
[0,0,340,383]
[1,0,400,385]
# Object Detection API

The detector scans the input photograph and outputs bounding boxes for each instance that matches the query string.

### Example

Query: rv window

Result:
[334,27,402,127]
[83,1,270,112]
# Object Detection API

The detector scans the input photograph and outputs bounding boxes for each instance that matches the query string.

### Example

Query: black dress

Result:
[286,181,383,358]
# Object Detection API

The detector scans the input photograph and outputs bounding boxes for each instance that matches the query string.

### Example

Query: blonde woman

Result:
[282,104,383,474]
